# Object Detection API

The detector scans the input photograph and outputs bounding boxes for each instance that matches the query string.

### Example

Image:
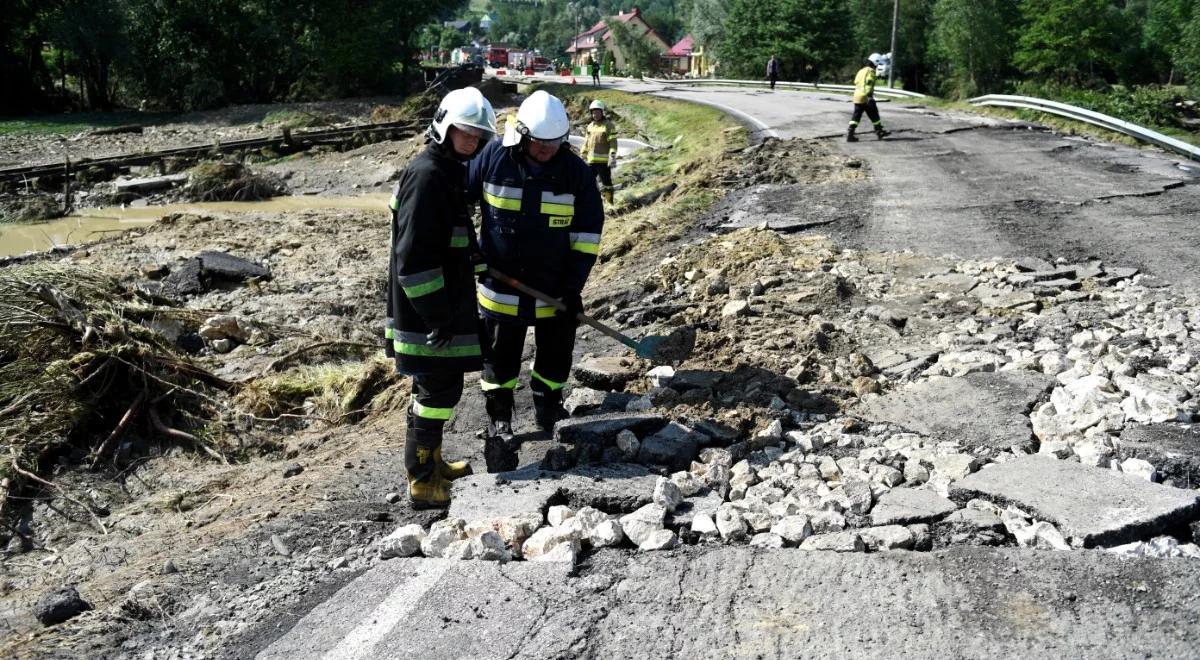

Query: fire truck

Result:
[486,46,508,68]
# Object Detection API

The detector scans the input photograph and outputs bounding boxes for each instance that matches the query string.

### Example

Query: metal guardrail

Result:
[643,76,927,99]
[969,94,1200,162]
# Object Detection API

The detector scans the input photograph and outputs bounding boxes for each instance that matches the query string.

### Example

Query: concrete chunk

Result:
[856,372,1053,453]
[870,488,959,526]
[950,455,1200,547]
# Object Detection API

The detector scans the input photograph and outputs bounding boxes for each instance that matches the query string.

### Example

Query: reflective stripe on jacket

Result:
[385,143,483,375]
[467,139,604,323]
[584,120,618,164]
[853,66,876,104]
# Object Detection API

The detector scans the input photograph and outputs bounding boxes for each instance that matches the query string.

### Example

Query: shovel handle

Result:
[486,267,640,352]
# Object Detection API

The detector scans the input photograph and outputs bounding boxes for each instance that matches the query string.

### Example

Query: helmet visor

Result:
[452,123,490,138]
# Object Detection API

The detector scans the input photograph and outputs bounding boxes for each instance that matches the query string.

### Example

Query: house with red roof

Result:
[664,34,693,74]
[565,7,670,74]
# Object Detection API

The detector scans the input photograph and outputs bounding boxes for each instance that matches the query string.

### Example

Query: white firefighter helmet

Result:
[502,90,570,147]
[868,53,883,66]
[429,87,497,144]
[589,99,606,112]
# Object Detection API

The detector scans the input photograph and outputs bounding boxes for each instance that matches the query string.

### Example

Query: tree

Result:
[1013,0,1128,83]
[928,0,1018,97]
[608,20,663,76]
[719,0,853,81]
[48,0,127,109]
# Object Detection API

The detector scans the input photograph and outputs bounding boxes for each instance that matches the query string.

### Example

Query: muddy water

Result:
[0,194,389,257]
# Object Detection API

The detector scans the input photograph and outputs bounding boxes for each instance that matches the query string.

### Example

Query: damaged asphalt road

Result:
[646,86,1200,290]
[258,546,1200,659]
[230,87,1200,659]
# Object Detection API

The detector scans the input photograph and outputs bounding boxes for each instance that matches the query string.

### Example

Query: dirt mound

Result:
[371,91,440,124]
[0,194,63,223]
[183,161,287,202]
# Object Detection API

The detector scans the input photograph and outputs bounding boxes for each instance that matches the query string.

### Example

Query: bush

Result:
[1015,81,1198,132]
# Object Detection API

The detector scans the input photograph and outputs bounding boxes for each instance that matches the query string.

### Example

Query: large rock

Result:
[572,356,643,391]
[34,586,93,626]
[870,488,958,526]
[1118,424,1200,486]
[620,503,667,546]
[197,250,270,281]
[857,372,1053,453]
[950,455,1200,547]
[637,422,704,471]
[553,413,668,448]
[563,388,637,416]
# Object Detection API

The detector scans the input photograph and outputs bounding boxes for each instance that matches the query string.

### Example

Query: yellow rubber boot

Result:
[435,447,473,480]
[406,435,452,509]
[408,471,452,509]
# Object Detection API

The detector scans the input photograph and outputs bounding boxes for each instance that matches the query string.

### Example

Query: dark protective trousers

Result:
[406,372,463,479]
[850,98,882,127]
[769,73,778,90]
[482,315,577,401]
[589,163,612,190]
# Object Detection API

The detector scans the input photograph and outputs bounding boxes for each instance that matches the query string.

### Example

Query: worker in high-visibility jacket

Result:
[386,87,496,508]
[466,90,605,439]
[847,53,891,142]
[583,99,618,205]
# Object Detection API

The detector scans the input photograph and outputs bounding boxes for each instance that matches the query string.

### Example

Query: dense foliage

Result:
[1,0,463,114]
[4,0,1198,123]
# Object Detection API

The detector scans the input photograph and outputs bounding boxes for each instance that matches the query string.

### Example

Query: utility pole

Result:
[888,0,899,88]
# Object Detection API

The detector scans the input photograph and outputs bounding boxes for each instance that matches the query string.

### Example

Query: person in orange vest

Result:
[847,53,891,142]
[583,100,618,205]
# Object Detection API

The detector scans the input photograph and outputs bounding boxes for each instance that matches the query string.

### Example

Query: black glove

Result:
[426,326,453,349]
[560,291,584,318]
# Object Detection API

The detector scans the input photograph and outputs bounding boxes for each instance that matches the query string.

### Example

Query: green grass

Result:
[0,110,177,135]
[261,109,344,130]
[529,84,747,280]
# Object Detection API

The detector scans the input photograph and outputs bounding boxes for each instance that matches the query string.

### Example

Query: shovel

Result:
[486,267,694,363]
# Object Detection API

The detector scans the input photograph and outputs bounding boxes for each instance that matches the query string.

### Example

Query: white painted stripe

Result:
[652,92,780,139]
[324,561,451,660]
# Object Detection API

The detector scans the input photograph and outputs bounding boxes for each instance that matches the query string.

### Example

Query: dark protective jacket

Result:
[385,142,483,375]
[467,138,604,323]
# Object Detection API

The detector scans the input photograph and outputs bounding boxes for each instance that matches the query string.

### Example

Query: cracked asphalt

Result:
[238,82,1200,659]
[258,547,1200,659]
[644,86,1200,290]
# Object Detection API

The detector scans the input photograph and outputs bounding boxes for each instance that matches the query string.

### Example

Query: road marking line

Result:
[324,561,451,660]
[652,92,780,139]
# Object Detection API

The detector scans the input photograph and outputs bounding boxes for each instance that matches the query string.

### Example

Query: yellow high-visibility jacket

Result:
[583,119,618,165]
[853,66,876,104]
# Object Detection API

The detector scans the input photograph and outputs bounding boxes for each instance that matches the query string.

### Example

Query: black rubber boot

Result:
[532,388,566,433]
[846,126,858,142]
[405,419,451,509]
[875,126,890,140]
[484,390,515,442]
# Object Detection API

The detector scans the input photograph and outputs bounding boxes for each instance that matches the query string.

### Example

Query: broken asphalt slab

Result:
[950,454,1200,547]
[1118,423,1200,487]
[856,371,1053,453]
[255,546,1200,659]
[870,488,959,526]
[448,463,661,523]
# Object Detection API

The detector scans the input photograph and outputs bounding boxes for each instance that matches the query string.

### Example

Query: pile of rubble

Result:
[375,232,1200,565]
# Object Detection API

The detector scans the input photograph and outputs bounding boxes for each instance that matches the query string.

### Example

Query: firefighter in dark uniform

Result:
[466,90,605,439]
[386,87,496,508]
